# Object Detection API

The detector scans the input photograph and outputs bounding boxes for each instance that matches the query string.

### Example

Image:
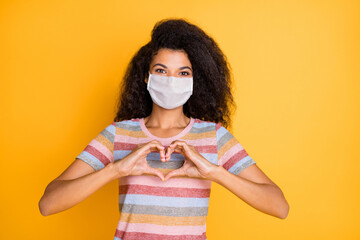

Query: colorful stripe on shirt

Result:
[75,117,256,240]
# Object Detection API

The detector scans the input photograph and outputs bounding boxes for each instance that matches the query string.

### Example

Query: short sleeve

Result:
[75,122,116,171]
[216,122,256,175]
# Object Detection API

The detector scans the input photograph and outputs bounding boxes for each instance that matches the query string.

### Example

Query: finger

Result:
[169,141,186,152]
[166,142,185,159]
[165,145,176,161]
[156,145,166,162]
[164,168,184,181]
[148,142,166,162]
[146,167,165,181]
[170,141,198,163]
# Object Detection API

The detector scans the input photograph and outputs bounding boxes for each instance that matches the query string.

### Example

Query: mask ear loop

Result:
[146,71,152,90]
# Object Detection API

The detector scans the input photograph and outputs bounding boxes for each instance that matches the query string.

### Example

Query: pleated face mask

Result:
[146,71,193,109]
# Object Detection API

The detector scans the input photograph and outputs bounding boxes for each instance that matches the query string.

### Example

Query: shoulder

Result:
[113,118,140,126]
[194,118,223,129]
[111,118,144,134]
[191,118,218,132]
[192,118,224,131]
[192,118,217,126]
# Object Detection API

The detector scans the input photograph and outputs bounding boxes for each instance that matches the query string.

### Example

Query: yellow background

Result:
[1,0,359,239]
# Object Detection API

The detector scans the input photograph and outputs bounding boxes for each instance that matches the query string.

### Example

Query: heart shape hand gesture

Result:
[163,140,218,181]
[114,140,167,181]
[113,140,219,182]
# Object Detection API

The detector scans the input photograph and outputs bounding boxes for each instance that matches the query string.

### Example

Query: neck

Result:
[144,105,190,129]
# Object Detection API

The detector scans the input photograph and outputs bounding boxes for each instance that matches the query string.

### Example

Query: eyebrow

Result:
[152,63,192,72]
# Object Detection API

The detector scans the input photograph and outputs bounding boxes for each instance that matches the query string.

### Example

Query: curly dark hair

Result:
[114,17,236,128]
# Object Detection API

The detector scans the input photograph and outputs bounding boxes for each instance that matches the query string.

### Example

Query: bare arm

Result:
[210,164,289,219]
[39,140,168,216]
[38,159,121,216]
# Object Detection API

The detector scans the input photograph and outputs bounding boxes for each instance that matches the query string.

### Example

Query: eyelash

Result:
[155,69,190,76]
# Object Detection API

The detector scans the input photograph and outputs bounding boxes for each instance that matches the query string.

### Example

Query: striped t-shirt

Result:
[75,117,256,240]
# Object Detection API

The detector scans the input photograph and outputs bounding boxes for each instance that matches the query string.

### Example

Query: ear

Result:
[145,73,149,84]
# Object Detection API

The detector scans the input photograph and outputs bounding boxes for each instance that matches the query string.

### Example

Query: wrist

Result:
[105,162,125,180]
[207,165,225,183]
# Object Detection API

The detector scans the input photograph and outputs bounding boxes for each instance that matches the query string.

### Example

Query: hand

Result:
[163,140,219,181]
[114,140,166,181]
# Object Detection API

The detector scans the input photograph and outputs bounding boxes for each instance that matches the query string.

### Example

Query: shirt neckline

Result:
[139,117,195,143]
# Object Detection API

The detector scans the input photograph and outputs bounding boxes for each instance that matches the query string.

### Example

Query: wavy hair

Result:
[114,17,236,128]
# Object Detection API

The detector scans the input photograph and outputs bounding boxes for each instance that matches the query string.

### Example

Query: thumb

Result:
[164,168,183,181]
[146,167,165,181]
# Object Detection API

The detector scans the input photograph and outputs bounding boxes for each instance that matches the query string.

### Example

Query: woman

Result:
[39,18,289,239]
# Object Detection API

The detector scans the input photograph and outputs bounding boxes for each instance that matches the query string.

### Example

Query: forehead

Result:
[151,48,192,67]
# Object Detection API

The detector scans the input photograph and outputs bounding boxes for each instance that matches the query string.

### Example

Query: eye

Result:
[155,69,166,73]
[179,72,190,76]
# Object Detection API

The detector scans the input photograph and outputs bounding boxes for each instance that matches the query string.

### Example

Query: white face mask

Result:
[147,71,193,109]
